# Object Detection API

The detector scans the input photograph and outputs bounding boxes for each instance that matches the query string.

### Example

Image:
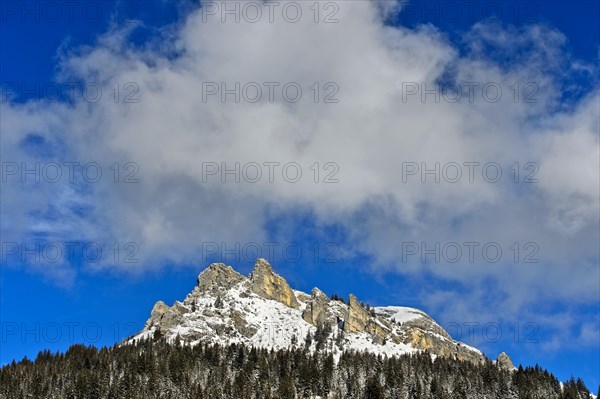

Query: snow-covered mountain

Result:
[129,259,513,368]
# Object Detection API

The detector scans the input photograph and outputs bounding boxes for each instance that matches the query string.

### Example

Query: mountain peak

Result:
[133,259,502,367]
[197,262,244,291]
[250,258,300,309]
[252,258,273,273]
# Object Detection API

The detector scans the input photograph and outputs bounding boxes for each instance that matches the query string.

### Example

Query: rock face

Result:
[303,288,337,327]
[344,294,371,333]
[133,259,509,367]
[145,301,170,328]
[144,300,186,331]
[497,352,515,370]
[197,263,244,292]
[343,295,392,339]
[249,258,299,309]
[230,309,258,338]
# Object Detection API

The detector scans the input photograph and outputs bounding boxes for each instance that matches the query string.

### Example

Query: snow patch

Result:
[374,306,427,324]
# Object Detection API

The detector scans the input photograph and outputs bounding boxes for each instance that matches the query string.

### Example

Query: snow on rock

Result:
[129,259,494,365]
[374,306,428,324]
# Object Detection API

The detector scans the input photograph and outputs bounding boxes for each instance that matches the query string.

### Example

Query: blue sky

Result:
[1,0,599,392]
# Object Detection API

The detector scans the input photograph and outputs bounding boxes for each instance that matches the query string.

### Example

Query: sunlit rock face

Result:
[133,259,506,367]
[249,258,300,309]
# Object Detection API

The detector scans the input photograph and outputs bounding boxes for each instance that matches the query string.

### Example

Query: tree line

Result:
[0,333,596,399]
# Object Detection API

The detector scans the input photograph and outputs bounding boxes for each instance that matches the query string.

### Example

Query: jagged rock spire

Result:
[497,352,515,370]
[303,288,335,326]
[250,258,300,309]
[197,262,244,291]
[344,294,372,333]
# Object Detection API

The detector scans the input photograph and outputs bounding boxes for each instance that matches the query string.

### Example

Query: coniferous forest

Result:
[0,335,596,399]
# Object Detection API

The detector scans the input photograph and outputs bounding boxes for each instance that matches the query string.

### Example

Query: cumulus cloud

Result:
[1,0,598,326]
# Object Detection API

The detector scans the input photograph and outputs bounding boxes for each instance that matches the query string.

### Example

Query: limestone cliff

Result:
[197,263,244,292]
[344,294,372,333]
[144,300,187,331]
[249,258,300,309]
[134,259,511,368]
[303,288,344,327]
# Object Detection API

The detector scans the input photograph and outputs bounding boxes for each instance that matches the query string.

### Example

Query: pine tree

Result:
[278,374,295,399]
[364,375,384,399]
[304,330,312,348]
[0,336,581,399]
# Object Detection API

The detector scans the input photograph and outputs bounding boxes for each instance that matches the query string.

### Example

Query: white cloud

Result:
[1,1,598,321]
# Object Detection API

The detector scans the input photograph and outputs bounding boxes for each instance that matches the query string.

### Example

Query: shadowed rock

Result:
[145,300,186,331]
[303,288,334,326]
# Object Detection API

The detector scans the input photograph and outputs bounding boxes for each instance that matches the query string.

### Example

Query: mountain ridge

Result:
[130,258,512,369]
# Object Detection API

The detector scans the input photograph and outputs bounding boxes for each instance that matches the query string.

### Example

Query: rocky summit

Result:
[132,259,514,369]
[249,258,300,309]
